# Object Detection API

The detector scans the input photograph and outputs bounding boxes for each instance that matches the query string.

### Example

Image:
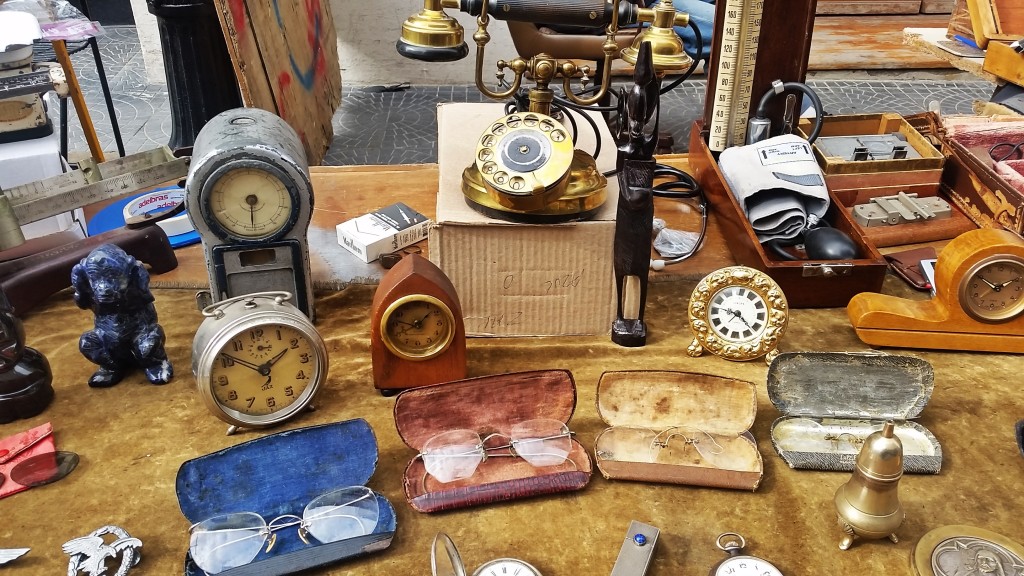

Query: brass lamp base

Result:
[461,150,607,223]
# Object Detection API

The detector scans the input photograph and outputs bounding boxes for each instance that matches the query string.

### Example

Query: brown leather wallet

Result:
[884,246,937,292]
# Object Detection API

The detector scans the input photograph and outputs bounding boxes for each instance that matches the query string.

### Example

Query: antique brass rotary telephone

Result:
[397,0,693,222]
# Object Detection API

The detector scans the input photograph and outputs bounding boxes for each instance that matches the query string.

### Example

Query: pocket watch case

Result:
[394,369,592,513]
[766,352,941,474]
[175,419,397,576]
[594,370,763,491]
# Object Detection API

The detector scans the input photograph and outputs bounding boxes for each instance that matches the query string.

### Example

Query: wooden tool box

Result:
[688,122,888,308]
[394,369,592,513]
[593,371,762,491]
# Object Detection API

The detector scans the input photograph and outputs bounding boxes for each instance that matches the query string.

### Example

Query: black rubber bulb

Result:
[804,227,860,260]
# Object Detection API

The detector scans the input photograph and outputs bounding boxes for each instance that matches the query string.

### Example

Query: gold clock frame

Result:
[687,266,789,364]
[192,292,328,435]
[380,294,457,361]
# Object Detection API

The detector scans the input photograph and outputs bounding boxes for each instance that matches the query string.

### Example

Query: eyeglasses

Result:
[646,426,727,467]
[418,418,574,484]
[188,486,379,575]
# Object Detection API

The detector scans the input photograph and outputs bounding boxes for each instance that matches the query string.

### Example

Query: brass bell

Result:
[833,420,905,550]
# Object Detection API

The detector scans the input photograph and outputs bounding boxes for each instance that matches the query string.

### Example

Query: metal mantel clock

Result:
[848,228,1024,353]
[687,266,789,364]
[186,107,316,321]
[192,292,327,435]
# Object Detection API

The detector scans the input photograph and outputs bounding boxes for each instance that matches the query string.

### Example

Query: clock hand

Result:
[725,308,752,329]
[263,348,288,369]
[978,275,999,290]
[997,276,1021,288]
[219,353,263,372]
[250,202,256,229]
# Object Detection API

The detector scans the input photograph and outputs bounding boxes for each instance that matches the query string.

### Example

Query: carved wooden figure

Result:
[612,42,660,347]
[71,244,173,387]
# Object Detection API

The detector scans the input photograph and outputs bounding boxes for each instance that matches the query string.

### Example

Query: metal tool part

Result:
[815,133,922,162]
[610,521,660,576]
[1,147,188,226]
[853,193,951,227]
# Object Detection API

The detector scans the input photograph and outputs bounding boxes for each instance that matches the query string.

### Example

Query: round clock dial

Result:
[210,323,318,417]
[713,556,783,576]
[381,295,456,361]
[959,255,1024,322]
[194,292,327,431]
[473,558,542,576]
[207,166,294,239]
[708,285,768,342]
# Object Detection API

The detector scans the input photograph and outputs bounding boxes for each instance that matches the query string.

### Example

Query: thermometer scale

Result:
[707,0,763,151]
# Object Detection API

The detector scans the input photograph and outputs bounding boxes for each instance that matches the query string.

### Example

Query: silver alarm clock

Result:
[186,108,316,321]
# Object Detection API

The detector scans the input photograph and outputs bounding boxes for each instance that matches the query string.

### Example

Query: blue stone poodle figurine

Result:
[72,244,173,387]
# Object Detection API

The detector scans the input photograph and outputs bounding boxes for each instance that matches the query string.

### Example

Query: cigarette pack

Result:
[336,202,430,263]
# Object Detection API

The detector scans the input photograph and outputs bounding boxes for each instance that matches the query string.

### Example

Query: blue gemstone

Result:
[633,533,647,546]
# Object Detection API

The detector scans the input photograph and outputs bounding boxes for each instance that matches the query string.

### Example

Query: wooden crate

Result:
[211,0,341,165]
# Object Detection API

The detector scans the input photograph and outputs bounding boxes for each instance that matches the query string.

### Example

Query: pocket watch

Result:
[687,266,789,364]
[709,533,783,576]
[192,292,327,435]
[432,532,542,576]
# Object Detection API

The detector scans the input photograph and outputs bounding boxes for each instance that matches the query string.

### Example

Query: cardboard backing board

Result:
[211,0,341,165]
[432,103,617,337]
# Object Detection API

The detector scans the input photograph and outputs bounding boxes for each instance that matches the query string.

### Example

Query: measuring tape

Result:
[1,147,190,226]
[707,0,764,152]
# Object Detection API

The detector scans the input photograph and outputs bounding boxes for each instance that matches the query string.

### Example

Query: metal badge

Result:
[64,525,142,576]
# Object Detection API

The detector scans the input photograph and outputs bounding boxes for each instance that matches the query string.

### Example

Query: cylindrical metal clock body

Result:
[192,292,327,432]
[186,108,316,320]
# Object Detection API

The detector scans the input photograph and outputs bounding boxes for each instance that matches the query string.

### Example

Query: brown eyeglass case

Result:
[393,369,592,513]
[595,370,763,491]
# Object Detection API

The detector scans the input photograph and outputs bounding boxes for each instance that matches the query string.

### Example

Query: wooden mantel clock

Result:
[848,228,1024,353]
[371,254,466,394]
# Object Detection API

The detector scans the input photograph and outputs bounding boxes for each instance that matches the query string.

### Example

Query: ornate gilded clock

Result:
[186,107,316,321]
[371,254,466,394]
[848,228,1024,353]
[687,266,789,364]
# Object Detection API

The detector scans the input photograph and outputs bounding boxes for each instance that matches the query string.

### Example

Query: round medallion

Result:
[913,525,1024,576]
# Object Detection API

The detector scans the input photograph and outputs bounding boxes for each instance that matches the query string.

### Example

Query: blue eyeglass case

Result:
[175,419,397,576]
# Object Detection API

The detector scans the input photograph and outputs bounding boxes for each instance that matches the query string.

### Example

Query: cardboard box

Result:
[336,202,430,263]
[431,103,617,337]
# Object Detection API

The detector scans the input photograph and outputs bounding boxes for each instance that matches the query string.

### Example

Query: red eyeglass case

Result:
[594,370,763,491]
[394,369,592,513]
[175,419,397,576]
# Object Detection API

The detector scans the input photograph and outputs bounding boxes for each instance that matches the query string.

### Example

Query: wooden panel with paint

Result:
[211,0,341,165]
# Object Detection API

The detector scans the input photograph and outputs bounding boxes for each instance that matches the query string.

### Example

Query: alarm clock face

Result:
[473,558,542,576]
[959,255,1024,322]
[208,322,322,422]
[381,295,456,361]
[708,285,768,343]
[713,556,783,576]
[207,165,294,240]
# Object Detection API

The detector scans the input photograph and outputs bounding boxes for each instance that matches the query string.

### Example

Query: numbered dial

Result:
[208,167,294,239]
[473,558,542,576]
[708,285,768,342]
[210,324,319,417]
[381,295,456,361]
[712,556,784,576]
[959,255,1024,322]
[475,112,574,196]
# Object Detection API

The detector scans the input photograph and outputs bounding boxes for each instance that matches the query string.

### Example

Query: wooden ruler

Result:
[707,0,764,152]
[1,147,190,226]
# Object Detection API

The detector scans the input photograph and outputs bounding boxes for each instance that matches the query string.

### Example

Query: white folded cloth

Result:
[718,134,830,243]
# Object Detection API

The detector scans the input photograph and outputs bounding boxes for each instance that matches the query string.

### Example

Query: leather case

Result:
[767,352,942,474]
[175,419,397,576]
[594,371,763,491]
[394,369,592,513]
[0,421,55,500]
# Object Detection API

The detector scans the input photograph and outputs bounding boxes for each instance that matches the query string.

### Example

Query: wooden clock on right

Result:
[848,228,1024,353]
